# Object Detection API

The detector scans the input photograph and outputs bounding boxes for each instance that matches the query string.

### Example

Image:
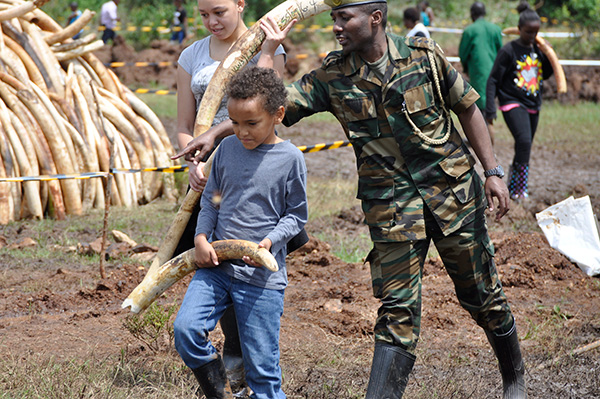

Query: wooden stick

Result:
[536,338,600,370]
[92,83,111,280]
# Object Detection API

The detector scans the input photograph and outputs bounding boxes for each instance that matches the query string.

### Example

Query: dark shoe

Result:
[220,307,246,393]
[486,323,527,399]
[365,342,416,399]
[191,355,234,399]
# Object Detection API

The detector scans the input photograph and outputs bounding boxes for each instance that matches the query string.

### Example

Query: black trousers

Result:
[502,106,540,165]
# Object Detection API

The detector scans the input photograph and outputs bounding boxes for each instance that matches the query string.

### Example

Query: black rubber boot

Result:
[486,322,527,399]
[220,307,246,393]
[191,355,234,399]
[364,342,416,399]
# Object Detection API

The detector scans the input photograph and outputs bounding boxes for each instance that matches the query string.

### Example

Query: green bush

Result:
[123,302,179,353]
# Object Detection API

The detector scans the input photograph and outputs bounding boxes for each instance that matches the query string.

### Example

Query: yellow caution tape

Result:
[131,88,177,95]
[297,140,351,153]
[85,20,592,37]
[0,171,109,182]
[0,141,352,182]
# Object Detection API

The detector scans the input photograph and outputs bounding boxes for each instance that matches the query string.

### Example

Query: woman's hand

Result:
[188,161,208,192]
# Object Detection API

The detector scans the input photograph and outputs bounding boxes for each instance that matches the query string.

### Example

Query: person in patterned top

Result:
[486,2,554,202]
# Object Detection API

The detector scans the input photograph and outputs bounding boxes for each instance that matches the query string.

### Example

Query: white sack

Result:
[535,195,600,276]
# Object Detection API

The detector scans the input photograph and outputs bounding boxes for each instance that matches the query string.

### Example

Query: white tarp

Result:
[535,196,600,276]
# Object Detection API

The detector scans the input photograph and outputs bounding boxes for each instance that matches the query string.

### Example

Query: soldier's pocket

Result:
[403,82,445,140]
[438,147,477,204]
[341,94,380,139]
[357,176,396,229]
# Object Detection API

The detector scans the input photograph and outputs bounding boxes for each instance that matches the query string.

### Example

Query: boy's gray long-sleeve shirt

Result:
[196,136,308,290]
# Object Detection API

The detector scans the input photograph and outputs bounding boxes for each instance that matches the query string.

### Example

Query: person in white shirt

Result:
[100,0,119,44]
[403,6,430,38]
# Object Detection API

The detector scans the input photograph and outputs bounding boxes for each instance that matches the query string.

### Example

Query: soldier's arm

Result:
[457,104,510,220]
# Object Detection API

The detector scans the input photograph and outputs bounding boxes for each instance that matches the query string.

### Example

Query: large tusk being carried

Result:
[147,0,330,275]
[502,27,567,93]
[121,240,278,314]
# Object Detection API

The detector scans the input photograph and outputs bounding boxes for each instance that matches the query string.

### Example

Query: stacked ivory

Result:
[0,0,176,224]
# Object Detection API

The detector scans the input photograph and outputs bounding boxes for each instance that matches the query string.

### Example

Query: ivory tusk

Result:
[122,240,278,314]
[51,33,96,53]
[44,9,95,45]
[53,40,104,61]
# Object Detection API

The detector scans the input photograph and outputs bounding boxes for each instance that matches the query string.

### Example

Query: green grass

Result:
[137,93,178,120]
[492,100,600,154]
[0,349,196,399]
[534,101,600,150]
[306,177,358,220]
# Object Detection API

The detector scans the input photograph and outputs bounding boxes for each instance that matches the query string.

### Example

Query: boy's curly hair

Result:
[226,66,287,115]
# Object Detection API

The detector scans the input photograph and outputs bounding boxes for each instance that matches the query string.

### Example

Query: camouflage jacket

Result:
[283,34,485,242]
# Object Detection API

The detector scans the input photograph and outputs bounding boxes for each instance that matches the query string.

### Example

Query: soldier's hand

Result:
[260,15,297,56]
[485,176,510,220]
[172,133,216,164]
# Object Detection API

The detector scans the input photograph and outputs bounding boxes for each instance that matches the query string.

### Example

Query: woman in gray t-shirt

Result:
[176,4,289,193]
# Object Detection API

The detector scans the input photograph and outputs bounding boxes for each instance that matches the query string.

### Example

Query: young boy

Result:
[173,66,308,399]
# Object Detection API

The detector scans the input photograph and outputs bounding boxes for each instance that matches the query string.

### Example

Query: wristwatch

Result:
[484,165,505,178]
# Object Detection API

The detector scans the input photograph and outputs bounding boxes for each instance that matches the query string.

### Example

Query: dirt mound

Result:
[544,66,600,102]
[286,235,377,338]
[0,262,147,317]
[492,231,577,288]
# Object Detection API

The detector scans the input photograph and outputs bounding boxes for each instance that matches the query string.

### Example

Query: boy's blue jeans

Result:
[174,267,286,399]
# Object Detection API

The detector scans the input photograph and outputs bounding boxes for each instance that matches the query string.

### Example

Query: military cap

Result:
[325,0,387,11]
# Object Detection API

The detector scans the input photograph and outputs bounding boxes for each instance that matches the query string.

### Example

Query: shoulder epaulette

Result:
[322,50,344,68]
[405,36,436,52]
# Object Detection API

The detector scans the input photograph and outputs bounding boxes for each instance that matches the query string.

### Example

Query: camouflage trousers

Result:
[367,207,514,353]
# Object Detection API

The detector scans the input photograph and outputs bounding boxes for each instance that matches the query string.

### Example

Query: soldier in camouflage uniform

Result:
[173,1,526,397]
[281,0,525,398]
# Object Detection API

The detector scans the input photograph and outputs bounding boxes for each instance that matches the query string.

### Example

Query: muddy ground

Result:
[1,40,599,398]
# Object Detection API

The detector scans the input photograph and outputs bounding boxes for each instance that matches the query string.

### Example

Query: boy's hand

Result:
[194,235,219,268]
[242,238,272,267]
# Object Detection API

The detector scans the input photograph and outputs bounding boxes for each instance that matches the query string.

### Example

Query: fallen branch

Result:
[536,338,600,370]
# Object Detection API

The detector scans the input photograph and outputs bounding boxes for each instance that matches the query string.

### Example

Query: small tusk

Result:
[122,239,278,313]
